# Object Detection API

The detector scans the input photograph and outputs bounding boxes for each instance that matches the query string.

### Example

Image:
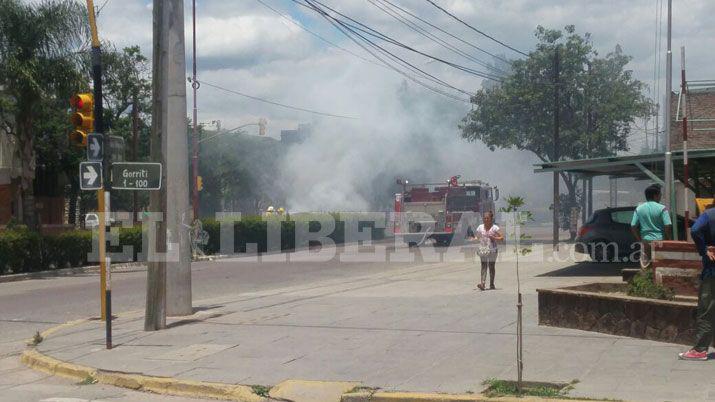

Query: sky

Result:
[89,0,715,213]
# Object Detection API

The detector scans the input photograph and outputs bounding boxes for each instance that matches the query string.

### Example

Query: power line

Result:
[298,0,472,100]
[424,0,528,57]
[198,79,359,119]
[373,0,510,66]
[367,0,506,76]
[300,0,470,102]
[96,0,111,15]
[253,0,382,67]
[303,0,500,81]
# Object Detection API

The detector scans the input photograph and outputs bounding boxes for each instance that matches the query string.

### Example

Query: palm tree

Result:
[0,0,87,229]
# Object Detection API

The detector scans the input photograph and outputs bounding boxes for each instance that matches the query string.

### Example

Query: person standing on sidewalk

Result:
[630,184,672,267]
[679,207,715,361]
[473,211,504,291]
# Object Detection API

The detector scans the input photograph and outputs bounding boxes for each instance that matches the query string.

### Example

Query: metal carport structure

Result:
[534,148,715,239]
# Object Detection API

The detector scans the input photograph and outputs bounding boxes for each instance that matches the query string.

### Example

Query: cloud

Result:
[94,0,714,214]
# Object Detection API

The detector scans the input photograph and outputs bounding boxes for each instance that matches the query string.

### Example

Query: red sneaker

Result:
[679,349,708,361]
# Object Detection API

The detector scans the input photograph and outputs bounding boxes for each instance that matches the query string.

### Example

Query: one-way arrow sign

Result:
[87,133,103,161]
[80,161,103,190]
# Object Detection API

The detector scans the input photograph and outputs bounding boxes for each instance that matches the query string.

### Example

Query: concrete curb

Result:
[341,391,609,402]
[21,348,267,401]
[0,262,146,284]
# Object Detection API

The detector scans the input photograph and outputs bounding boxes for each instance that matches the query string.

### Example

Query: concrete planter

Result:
[538,283,697,345]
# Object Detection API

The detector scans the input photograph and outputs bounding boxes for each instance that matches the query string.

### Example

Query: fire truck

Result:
[393,176,499,246]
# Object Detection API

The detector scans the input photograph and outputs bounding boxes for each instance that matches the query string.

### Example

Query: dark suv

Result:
[575,207,640,262]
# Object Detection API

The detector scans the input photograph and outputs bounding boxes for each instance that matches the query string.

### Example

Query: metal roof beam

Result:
[634,162,664,185]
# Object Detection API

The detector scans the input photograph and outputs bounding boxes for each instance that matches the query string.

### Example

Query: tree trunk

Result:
[17,113,38,230]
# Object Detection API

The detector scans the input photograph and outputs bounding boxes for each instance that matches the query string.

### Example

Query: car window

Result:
[611,210,633,225]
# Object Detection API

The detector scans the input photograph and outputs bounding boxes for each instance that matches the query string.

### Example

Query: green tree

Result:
[461,25,652,206]
[0,0,87,228]
[92,45,152,214]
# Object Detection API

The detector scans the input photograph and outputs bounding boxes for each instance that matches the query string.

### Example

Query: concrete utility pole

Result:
[552,46,560,251]
[664,0,673,226]
[191,0,200,221]
[145,0,192,331]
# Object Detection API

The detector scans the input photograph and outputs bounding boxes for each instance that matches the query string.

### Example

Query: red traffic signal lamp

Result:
[69,93,94,147]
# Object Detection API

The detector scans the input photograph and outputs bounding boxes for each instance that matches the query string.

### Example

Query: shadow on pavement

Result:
[537,261,636,277]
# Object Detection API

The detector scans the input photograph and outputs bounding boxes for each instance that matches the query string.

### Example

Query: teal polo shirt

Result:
[630,201,672,241]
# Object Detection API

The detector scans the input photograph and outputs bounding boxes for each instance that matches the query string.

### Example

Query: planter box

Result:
[538,283,697,345]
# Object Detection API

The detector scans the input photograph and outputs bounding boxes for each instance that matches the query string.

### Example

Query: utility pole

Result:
[191,0,200,221]
[664,0,675,238]
[681,46,690,241]
[146,0,167,331]
[552,45,560,251]
[132,92,139,224]
[161,0,192,317]
[146,0,193,329]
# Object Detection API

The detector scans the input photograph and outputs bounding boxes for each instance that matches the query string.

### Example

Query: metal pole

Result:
[664,0,675,238]
[87,0,109,321]
[191,0,199,221]
[681,46,690,241]
[552,46,560,251]
[132,93,139,223]
[104,190,112,349]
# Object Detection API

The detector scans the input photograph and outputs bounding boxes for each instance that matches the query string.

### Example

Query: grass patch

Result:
[77,375,97,385]
[29,331,43,346]
[346,385,379,394]
[483,379,619,401]
[627,270,674,300]
[251,384,271,397]
[483,378,565,398]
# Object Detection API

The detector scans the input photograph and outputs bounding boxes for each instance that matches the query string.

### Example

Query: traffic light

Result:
[69,93,94,147]
[196,175,203,191]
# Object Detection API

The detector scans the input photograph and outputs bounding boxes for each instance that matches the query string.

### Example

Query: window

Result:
[611,210,634,225]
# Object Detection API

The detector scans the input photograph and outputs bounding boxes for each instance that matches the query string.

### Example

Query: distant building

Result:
[280,123,312,145]
[670,87,715,150]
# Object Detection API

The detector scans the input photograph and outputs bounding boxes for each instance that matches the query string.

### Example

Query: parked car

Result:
[575,206,690,262]
[83,213,116,229]
[575,207,640,262]
[84,213,99,229]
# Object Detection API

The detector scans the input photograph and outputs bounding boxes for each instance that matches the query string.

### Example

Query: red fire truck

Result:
[393,176,499,246]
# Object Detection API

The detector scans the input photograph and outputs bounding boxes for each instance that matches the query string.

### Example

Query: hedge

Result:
[0,215,386,275]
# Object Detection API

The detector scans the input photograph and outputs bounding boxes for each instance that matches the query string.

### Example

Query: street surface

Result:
[2,240,709,401]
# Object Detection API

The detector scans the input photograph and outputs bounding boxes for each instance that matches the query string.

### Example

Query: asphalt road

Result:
[0,240,453,401]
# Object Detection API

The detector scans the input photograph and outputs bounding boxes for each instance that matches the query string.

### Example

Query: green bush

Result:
[43,230,92,268]
[0,215,387,274]
[628,270,675,300]
[200,215,385,255]
[0,227,42,274]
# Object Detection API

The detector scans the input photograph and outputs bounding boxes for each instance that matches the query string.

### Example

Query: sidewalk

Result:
[24,253,715,402]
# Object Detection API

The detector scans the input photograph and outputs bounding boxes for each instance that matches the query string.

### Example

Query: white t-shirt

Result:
[477,224,500,252]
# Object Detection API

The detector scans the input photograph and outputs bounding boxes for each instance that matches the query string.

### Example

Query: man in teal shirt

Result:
[631,184,672,266]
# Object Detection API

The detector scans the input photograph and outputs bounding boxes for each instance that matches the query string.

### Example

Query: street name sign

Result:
[87,133,103,161]
[80,161,102,190]
[111,162,162,190]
